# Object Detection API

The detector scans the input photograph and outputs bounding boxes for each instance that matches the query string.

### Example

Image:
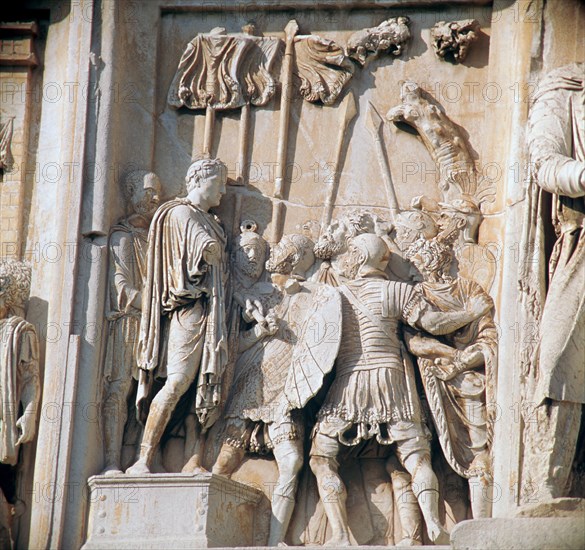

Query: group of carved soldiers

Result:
[99,157,497,546]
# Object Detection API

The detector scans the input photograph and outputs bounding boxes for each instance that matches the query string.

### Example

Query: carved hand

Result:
[458,346,485,369]
[429,359,458,381]
[16,412,36,445]
[244,298,265,323]
[261,311,279,336]
[466,293,493,319]
[203,242,222,266]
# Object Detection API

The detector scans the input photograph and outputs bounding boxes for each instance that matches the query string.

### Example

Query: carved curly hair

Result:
[0,259,32,313]
[185,158,227,193]
[405,237,453,278]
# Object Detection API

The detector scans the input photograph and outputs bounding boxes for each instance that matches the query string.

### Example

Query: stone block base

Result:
[451,517,585,550]
[82,473,263,549]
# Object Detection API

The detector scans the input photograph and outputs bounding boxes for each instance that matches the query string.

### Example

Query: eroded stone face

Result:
[5,2,584,549]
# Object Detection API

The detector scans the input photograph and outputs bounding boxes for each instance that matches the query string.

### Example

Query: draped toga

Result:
[0,317,39,466]
[137,199,228,424]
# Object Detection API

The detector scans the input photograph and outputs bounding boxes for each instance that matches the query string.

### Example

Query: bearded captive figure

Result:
[126,158,228,476]
[0,260,40,548]
[213,234,341,546]
[310,233,494,546]
[405,234,497,518]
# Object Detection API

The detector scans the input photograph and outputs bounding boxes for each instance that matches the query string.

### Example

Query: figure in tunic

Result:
[522,62,585,500]
[213,234,341,546]
[126,158,228,476]
[310,233,492,546]
[100,170,161,476]
[0,260,40,547]
[404,234,497,518]
[181,221,270,473]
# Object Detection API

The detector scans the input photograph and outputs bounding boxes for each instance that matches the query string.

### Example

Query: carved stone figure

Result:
[314,210,391,285]
[521,62,585,501]
[231,220,268,292]
[309,233,453,546]
[346,16,411,66]
[394,209,439,252]
[126,158,228,476]
[0,260,40,547]
[404,235,497,518]
[213,233,341,546]
[100,171,161,476]
[0,117,14,174]
[430,19,480,63]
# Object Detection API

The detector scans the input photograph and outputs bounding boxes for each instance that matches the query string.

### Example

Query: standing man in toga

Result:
[126,158,229,475]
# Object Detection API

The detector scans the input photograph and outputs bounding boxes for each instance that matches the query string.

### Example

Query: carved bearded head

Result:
[406,237,453,282]
[124,170,161,219]
[394,210,438,251]
[436,197,481,244]
[232,220,268,285]
[266,234,315,278]
[315,211,385,260]
[0,259,32,318]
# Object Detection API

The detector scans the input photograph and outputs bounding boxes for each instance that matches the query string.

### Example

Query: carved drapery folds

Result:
[0,118,14,174]
[86,13,512,549]
[292,34,355,105]
[167,27,282,111]
[0,259,40,547]
[519,62,585,504]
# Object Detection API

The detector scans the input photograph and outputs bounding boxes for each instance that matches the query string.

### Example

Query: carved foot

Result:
[396,537,423,547]
[324,534,351,547]
[181,455,209,474]
[100,464,124,477]
[426,521,450,545]
[125,459,151,476]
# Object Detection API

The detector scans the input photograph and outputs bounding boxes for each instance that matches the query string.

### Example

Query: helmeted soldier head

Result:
[123,170,161,219]
[266,234,315,278]
[345,233,391,279]
[232,220,268,285]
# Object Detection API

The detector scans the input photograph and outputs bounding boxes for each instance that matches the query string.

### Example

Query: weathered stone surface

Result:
[451,518,585,550]
[515,497,585,518]
[83,474,263,549]
[1,1,583,549]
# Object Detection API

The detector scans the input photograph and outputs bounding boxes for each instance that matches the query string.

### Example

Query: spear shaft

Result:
[365,101,399,222]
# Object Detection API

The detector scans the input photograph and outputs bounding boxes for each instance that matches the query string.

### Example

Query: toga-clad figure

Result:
[126,158,228,475]
[0,260,40,548]
[522,62,585,500]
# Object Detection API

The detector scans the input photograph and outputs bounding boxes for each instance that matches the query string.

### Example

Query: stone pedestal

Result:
[82,473,263,549]
[450,517,585,550]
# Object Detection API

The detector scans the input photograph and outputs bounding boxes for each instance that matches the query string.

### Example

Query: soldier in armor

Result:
[213,234,341,546]
[101,170,161,475]
[310,233,492,546]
